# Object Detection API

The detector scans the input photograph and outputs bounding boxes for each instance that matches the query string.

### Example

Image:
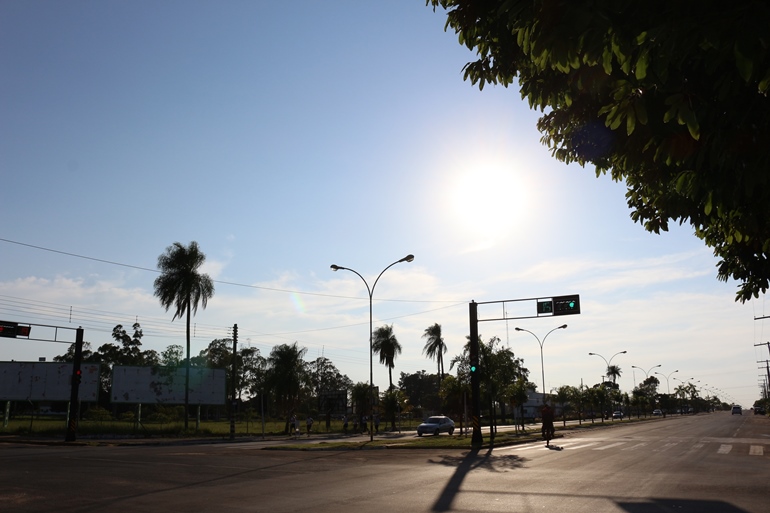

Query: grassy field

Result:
[0,416,424,439]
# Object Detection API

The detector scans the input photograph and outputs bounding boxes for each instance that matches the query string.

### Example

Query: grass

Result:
[1,413,663,449]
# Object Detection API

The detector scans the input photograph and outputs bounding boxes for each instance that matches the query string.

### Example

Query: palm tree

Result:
[372,324,402,390]
[606,364,622,385]
[422,323,447,382]
[153,241,215,430]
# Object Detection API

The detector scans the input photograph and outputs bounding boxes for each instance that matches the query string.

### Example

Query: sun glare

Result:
[448,163,530,252]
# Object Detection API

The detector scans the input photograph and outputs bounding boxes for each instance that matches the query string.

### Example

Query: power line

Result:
[0,237,459,303]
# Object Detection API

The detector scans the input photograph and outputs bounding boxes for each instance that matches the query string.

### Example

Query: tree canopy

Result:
[429,0,770,301]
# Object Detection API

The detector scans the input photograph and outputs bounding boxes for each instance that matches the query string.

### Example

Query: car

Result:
[754,407,766,415]
[416,415,455,436]
[731,405,742,415]
[612,411,623,419]
[652,409,662,416]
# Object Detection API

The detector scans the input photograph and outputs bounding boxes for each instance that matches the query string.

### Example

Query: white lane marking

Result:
[749,445,764,456]
[621,443,649,451]
[593,442,626,451]
[565,442,599,450]
[717,444,732,454]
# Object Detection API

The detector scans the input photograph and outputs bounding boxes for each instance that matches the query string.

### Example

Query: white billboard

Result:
[0,362,100,402]
[111,366,226,405]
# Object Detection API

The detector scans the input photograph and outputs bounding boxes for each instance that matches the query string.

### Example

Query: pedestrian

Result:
[374,415,380,434]
[343,415,348,434]
[294,415,300,438]
[306,416,313,437]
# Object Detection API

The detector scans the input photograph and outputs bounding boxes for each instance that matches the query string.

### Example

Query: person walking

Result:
[306,416,313,437]
[541,403,555,446]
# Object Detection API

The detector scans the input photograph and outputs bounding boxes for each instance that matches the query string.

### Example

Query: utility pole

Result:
[230,324,238,441]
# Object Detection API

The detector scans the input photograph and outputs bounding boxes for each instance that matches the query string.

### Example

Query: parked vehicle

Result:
[652,409,662,416]
[612,411,623,419]
[754,407,765,415]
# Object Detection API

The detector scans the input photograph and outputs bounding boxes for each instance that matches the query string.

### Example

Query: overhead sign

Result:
[537,294,581,316]
[0,321,31,338]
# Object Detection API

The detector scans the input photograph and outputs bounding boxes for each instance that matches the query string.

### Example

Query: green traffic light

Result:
[470,365,477,372]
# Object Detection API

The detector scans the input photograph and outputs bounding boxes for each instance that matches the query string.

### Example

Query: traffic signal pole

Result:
[65,327,84,442]
[469,302,483,449]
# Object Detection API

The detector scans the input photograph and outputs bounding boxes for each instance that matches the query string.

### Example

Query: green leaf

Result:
[635,50,648,80]
[734,44,753,82]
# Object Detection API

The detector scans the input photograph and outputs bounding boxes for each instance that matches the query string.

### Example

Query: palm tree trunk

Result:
[185,301,191,431]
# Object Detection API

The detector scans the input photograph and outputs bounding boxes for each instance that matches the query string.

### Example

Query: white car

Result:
[416,416,455,436]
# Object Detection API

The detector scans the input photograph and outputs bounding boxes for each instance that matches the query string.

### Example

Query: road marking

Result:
[621,443,648,451]
[565,442,599,450]
[650,441,678,452]
[717,444,732,454]
[593,442,626,451]
[749,445,764,456]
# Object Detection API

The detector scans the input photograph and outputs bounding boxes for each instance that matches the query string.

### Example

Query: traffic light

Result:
[553,294,580,316]
[233,324,238,342]
[73,369,82,385]
[0,321,31,338]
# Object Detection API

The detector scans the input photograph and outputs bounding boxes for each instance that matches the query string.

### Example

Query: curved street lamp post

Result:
[330,254,414,441]
[654,369,679,395]
[589,351,628,383]
[514,324,567,404]
[631,364,662,383]
[588,350,627,417]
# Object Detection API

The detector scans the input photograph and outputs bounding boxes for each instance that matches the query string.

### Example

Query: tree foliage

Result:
[429,0,770,301]
[372,324,402,390]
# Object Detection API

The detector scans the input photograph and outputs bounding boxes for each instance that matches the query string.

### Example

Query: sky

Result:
[1,1,769,409]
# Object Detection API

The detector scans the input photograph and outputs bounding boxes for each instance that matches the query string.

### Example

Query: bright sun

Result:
[447,163,530,252]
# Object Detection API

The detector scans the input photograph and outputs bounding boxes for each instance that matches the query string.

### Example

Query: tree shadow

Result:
[616,498,750,513]
[429,448,527,511]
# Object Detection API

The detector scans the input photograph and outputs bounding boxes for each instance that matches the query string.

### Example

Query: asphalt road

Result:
[1,412,767,513]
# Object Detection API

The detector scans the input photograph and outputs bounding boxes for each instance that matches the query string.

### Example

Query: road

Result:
[1,412,767,513]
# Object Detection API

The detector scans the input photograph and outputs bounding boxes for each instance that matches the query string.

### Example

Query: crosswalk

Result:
[499,438,766,457]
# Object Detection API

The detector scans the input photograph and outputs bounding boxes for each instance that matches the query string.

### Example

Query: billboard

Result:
[0,362,100,402]
[111,366,226,405]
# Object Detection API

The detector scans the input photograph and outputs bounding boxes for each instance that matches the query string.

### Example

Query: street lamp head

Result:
[588,352,596,356]
[515,327,524,332]
[400,254,415,263]
[558,324,568,329]
[620,350,627,354]
[330,264,341,271]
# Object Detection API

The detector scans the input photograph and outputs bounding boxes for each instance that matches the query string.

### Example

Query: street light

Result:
[588,350,627,385]
[515,324,568,404]
[631,364,662,382]
[330,254,414,441]
[654,369,679,394]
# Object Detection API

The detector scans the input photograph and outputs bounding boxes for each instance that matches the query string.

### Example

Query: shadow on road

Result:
[429,448,527,511]
[616,498,750,513]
